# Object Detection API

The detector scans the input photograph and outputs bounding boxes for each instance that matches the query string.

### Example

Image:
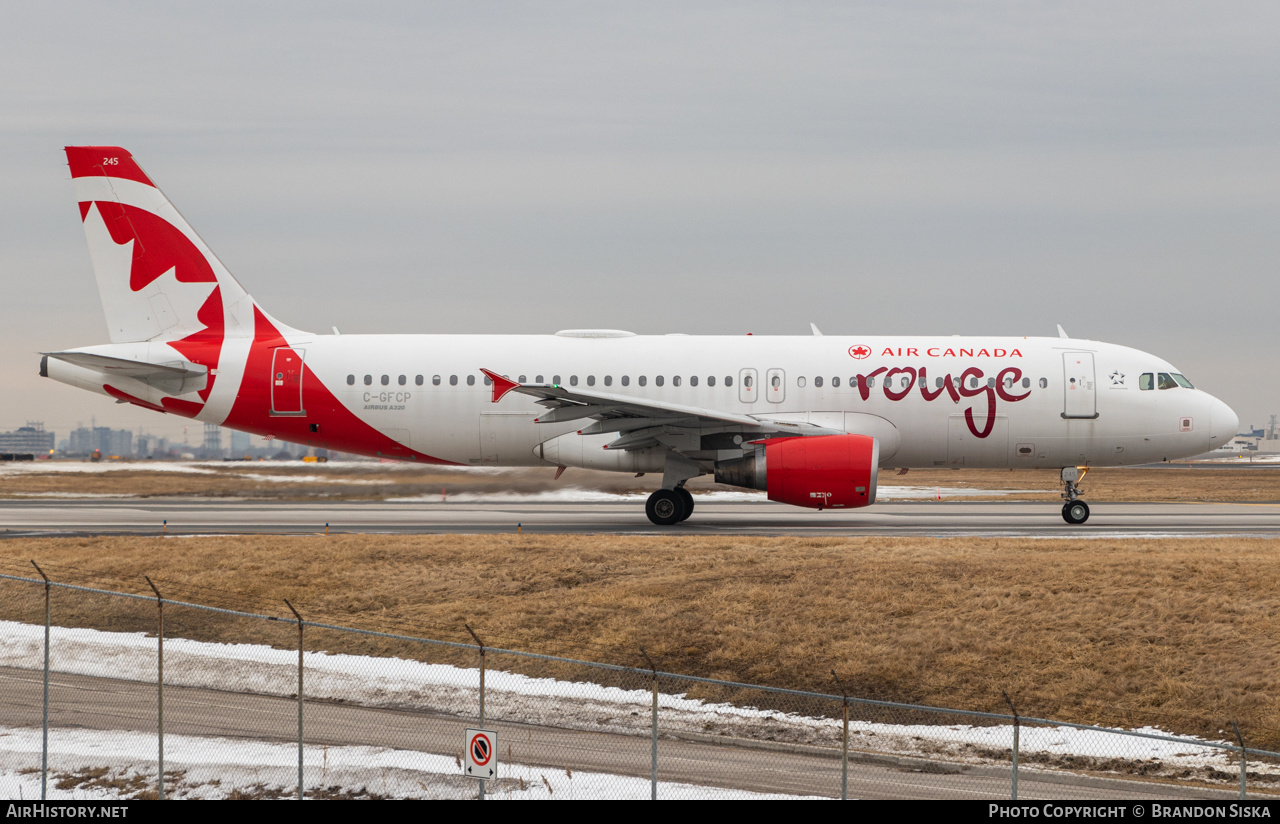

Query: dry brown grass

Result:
[3,533,1280,748]
[2,462,1278,502]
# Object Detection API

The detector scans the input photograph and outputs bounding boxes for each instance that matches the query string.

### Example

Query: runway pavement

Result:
[1,498,1279,538]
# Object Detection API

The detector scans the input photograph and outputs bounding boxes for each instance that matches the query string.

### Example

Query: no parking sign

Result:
[464,728,497,779]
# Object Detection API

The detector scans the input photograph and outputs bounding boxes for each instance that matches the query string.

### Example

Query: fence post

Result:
[832,670,850,801]
[465,624,486,801]
[145,577,165,800]
[1002,691,1019,801]
[641,647,658,800]
[31,561,50,801]
[1232,722,1247,799]
[284,599,304,801]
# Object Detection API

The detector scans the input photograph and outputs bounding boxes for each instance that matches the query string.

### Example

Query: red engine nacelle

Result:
[714,434,880,510]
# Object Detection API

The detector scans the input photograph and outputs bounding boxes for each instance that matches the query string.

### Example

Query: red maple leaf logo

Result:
[848,344,871,359]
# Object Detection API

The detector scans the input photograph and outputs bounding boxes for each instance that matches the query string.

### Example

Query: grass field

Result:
[2,461,1279,502]
[3,533,1279,749]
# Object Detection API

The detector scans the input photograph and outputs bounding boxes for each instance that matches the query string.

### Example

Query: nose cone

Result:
[1209,397,1239,450]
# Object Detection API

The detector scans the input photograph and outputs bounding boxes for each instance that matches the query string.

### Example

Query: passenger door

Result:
[270,347,305,416]
[1062,352,1098,419]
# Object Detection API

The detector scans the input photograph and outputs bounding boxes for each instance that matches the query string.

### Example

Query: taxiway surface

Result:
[1,499,1278,538]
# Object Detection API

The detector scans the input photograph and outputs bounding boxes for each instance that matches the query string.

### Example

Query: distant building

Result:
[230,430,251,454]
[203,423,223,458]
[0,422,55,458]
[67,426,132,457]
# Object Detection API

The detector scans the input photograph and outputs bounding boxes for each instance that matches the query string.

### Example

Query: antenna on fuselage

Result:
[810,323,824,336]
[1056,324,1069,339]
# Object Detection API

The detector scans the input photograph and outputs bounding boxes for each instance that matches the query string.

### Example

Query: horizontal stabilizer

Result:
[43,351,207,395]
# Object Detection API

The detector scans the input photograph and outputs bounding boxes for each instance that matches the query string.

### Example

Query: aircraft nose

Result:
[1209,397,1239,450]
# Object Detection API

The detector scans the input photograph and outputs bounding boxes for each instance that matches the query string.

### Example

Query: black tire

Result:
[1062,500,1090,525]
[646,489,686,526]
[675,487,694,522]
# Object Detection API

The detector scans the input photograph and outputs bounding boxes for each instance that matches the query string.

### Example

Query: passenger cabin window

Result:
[725,376,733,387]
[518,375,527,383]
[381,375,389,386]
[483,376,491,386]
[1038,378,1048,389]
[743,375,752,388]
[1158,372,1177,390]
[707,376,715,387]
[570,375,578,386]
[415,375,423,386]
[467,375,475,386]
[552,375,561,385]
[604,376,612,386]
[449,375,458,386]
[398,375,406,386]
[832,377,839,388]
[936,377,945,388]
[346,374,355,385]
[797,377,806,388]
[1173,374,1194,388]
[432,375,441,385]
[690,376,698,387]
[770,375,780,389]
[814,376,823,388]
[673,376,682,387]
[586,376,595,386]
[902,376,911,389]
[364,375,372,386]
[1022,378,1030,388]
[621,376,630,386]
[639,376,647,386]
[535,375,544,383]
[656,376,665,387]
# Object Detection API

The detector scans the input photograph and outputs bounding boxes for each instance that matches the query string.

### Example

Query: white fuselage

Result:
[49,331,1237,470]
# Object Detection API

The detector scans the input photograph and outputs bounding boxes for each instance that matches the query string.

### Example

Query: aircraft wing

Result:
[479,368,838,451]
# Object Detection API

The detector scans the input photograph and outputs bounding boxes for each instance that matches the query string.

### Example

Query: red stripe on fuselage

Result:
[222,308,458,464]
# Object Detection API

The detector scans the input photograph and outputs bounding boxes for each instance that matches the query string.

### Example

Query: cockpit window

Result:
[1172,373,1194,389]
[1139,373,1154,391]
[1158,372,1177,390]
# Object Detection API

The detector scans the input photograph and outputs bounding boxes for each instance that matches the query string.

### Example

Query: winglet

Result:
[480,368,520,403]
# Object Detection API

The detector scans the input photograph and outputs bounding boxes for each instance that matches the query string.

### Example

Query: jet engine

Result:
[714,434,879,510]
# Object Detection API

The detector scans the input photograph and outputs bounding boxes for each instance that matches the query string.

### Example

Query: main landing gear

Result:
[1060,466,1090,525]
[645,486,694,526]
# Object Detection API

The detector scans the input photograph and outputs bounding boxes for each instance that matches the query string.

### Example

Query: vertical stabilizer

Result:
[65,146,290,344]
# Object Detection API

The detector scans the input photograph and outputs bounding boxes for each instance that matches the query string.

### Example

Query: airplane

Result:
[41,146,1239,526]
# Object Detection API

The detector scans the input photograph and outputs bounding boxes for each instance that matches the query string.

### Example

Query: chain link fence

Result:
[1,568,1277,801]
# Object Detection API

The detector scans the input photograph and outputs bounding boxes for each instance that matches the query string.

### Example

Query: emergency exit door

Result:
[271,347,306,416]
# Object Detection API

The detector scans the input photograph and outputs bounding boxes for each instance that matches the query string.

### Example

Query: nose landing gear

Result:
[1060,467,1090,524]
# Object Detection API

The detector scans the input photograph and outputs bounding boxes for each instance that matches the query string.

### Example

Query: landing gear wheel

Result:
[1062,500,1090,525]
[675,487,694,522]
[646,489,686,526]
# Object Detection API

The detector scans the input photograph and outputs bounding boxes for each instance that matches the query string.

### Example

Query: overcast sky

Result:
[2,1,1277,442]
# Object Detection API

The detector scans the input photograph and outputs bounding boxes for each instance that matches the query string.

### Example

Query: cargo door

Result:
[270,348,305,416]
[947,415,1009,467]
